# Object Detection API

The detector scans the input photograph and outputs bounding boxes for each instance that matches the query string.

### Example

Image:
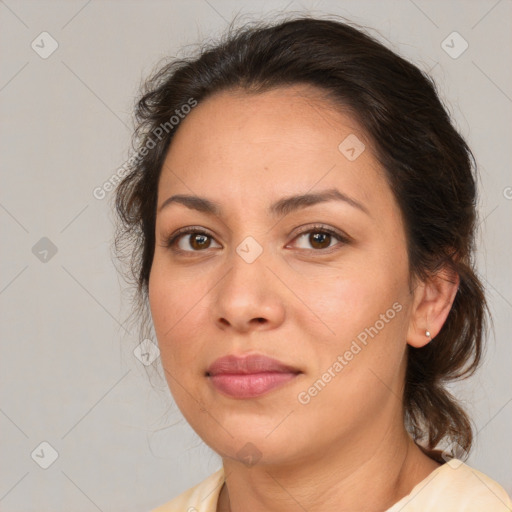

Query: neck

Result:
[217,427,439,512]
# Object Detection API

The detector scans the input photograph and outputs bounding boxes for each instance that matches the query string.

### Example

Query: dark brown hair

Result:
[113,14,488,458]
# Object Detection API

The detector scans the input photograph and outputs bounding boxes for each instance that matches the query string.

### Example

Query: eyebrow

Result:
[158,188,370,218]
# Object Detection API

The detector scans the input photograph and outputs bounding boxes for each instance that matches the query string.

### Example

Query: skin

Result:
[148,85,459,512]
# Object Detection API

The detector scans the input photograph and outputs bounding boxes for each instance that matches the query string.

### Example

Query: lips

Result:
[207,354,300,376]
[206,354,302,399]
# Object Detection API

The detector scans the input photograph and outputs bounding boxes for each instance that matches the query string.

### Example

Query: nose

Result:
[211,251,286,333]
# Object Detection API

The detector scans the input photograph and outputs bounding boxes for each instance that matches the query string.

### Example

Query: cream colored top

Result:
[151,460,512,511]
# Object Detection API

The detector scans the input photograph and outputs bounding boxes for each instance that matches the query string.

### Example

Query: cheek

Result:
[294,271,409,414]
[289,259,407,346]
[148,269,209,416]
[148,261,208,370]
[288,251,411,399]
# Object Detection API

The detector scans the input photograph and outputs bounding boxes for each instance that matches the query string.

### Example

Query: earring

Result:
[425,330,432,340]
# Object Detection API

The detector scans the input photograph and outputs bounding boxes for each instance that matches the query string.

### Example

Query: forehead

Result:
[157,85,394,219]
[166,85,366,163]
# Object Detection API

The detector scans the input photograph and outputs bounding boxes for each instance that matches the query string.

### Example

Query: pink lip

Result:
[206,354,302,399]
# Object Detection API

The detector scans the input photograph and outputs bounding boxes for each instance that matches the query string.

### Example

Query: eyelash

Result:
[162,224,350,255]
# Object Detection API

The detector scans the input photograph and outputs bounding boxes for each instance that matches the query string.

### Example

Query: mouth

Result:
[206,354,302,399]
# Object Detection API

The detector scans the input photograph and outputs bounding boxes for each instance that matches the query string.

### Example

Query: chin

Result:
[196,424,304,468]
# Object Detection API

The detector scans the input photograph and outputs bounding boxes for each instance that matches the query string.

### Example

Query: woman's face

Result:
[149,86,417,466]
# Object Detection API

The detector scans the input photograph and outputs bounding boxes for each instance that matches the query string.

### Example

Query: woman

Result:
[113,15,511,512]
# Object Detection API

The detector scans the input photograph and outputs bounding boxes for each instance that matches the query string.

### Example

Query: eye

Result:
[164,227,221,253]
[289,225,349,251]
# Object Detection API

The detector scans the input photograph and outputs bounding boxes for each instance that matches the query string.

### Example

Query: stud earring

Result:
[426,330,432,340]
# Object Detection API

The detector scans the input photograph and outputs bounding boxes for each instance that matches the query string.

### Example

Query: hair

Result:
[113,13,489,460]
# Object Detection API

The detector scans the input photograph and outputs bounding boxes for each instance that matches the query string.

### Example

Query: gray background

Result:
[1,0,511,510]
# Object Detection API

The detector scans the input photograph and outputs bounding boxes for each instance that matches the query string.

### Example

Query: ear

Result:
[407,265,460,348]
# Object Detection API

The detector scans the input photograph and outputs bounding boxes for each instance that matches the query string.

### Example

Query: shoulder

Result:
[387,460,512,512]
[151,467,225,512]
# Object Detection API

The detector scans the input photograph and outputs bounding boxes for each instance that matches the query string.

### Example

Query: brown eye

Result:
[292,227,347,251]
[165,228,221,252]
[309,232,332,249]
[188,233,211,250]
